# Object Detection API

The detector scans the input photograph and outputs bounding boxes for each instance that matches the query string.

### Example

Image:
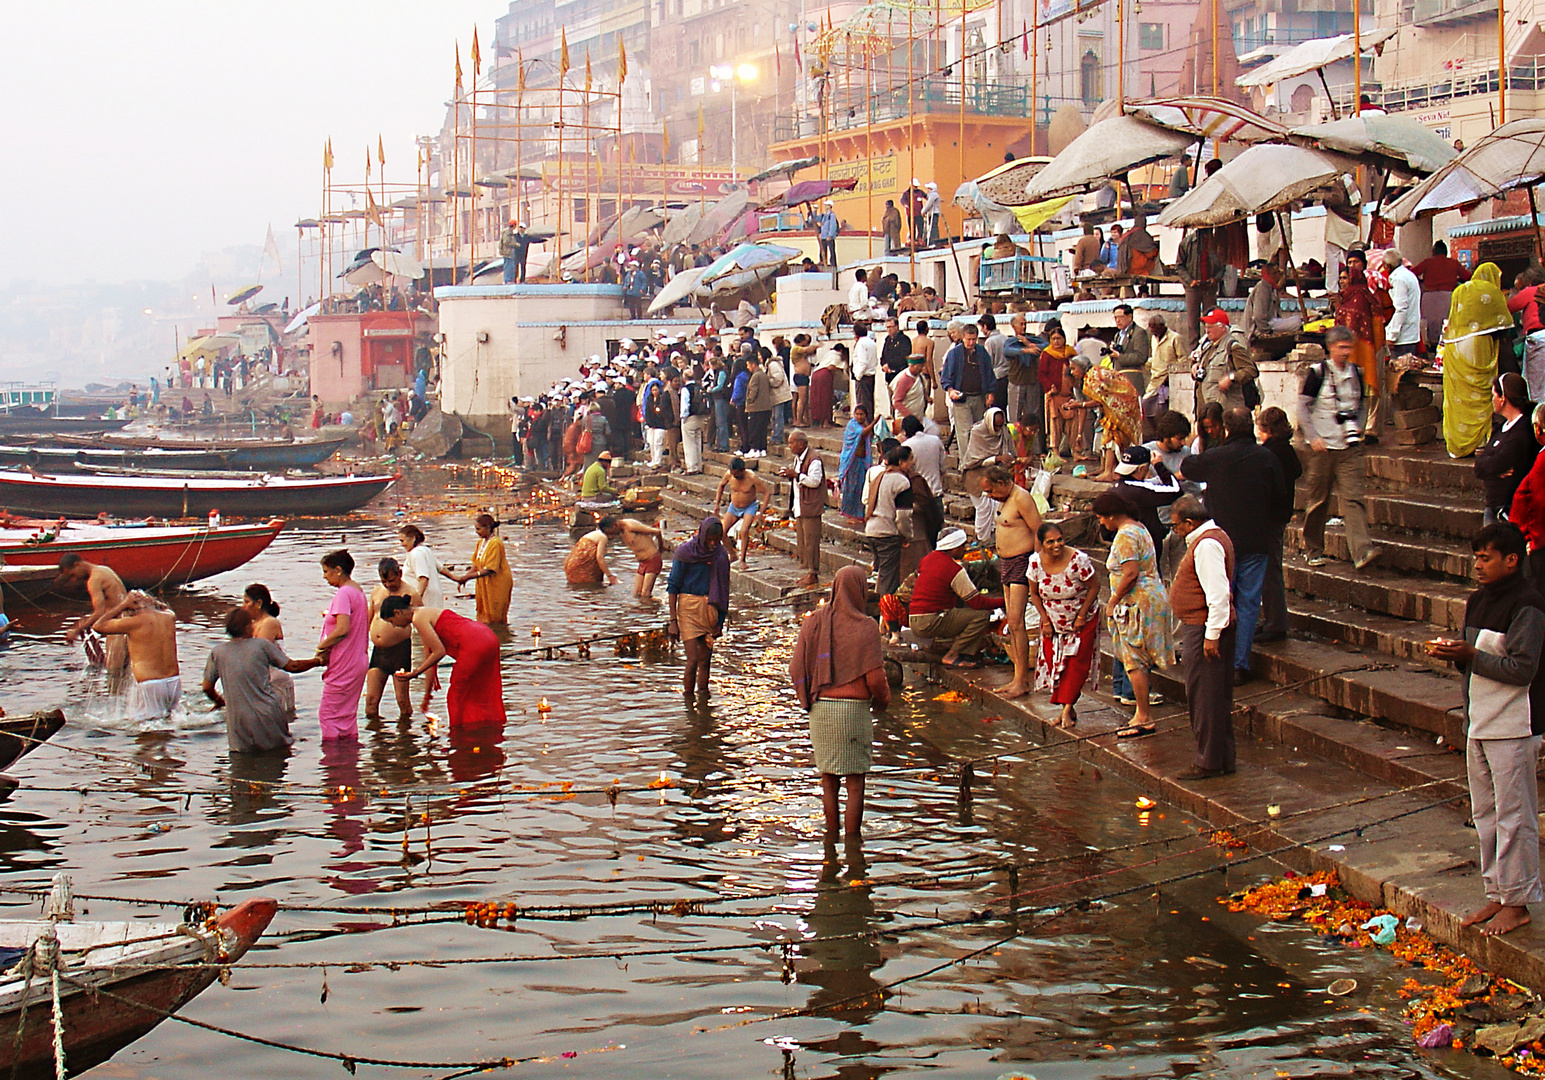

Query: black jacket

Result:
[1475,415,1539,511]
[1262,435,1304,525]
[1180,434,1287,555]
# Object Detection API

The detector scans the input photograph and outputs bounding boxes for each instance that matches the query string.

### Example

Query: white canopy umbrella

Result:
[660,204,703,246]
[1236,27,1397,88]
[283,301,321,335]
[1290,114,1457,176]
[687,190,751,246]
[1023,115,1195,201]
[1157,143,1363,228]
[647,266,710,314]
[1385,118,1545,222]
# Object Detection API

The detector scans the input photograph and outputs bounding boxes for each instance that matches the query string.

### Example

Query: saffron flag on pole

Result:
[1023,21,1029,58]
[471,26,481,76]
[365,146,371,179]
[560,29,570,77]
[618,38,628,85]
[378,134,386,167]
[775,40,782,76]
[323,138,334,171]
[517,48,526,92]
[662,119,670,157]
[585,48,593,93]
[696,104,704,142]
[264,225,283,275]
[794,32,802,71]
[455,41,463,92]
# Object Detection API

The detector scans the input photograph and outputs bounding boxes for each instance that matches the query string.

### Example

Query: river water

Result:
[0,467,1495,1078]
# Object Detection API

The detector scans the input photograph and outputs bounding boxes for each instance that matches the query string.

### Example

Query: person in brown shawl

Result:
[790,566,891,837]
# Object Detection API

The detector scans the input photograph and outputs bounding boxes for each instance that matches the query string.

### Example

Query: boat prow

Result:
[0,877,277,1079]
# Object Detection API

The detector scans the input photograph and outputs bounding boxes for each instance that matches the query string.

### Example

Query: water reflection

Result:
[797,839,887,1026]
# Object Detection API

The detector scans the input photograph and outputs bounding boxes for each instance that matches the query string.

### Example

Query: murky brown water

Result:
[0,466,1494,1078]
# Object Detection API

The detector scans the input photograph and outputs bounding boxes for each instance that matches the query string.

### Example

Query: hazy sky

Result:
[0,0,497,286]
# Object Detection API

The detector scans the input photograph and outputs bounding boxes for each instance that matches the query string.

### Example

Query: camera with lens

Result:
[1336,409,1362,443]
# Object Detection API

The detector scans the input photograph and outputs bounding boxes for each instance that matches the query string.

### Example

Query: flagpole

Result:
[471,67,479,277]
[1031,11,1039,155]
[557,79,566,282]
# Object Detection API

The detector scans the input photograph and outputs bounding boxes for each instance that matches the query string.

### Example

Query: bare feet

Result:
[999,682,1031,699]
[1060,705,1077,727]
[1481,905,1532,936]
[1462,901,1504,928]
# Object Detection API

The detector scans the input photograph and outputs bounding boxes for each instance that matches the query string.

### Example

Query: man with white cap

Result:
[817,200,839,268]
[500,220,531,284]
[907,529,1000,668]
[921,182,941,247]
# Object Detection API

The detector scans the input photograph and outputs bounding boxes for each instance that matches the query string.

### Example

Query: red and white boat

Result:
[0,518,284,594]
[0,876,276,1079]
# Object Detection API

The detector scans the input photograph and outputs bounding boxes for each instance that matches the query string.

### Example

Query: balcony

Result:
[1413,0,1497,25]
[772,77,1031,143]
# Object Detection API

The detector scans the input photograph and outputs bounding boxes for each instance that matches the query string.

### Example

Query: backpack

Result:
[686,383,712,417]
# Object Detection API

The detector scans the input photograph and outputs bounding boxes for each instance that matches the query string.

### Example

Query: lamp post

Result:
[710,63,758,180]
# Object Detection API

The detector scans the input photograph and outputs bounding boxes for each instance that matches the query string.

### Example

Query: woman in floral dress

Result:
[1028,521,1100,727]
[1092,491,1173,736]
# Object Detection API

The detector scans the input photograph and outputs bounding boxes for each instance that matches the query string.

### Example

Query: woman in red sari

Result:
[1334,249,1383,396]
[380,596,505,728]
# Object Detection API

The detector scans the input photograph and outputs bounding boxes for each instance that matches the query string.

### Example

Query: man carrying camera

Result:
[1298,326,1382,571]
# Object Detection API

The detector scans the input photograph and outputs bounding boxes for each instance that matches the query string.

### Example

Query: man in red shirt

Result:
[1412,241,1471,349]
[1509,268,1545,400]
[1509,404,1545,581]
[905,529,1001,668]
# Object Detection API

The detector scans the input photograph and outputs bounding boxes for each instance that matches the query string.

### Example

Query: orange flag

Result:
[559,29,570,77]
[696,104,704,142]
[471,26,481,76]
[517,48,526,93]
[618,38,628,85]
[365,146,371,179]
[585,48,593,93]
[455,41,464,91]
[323,138,334,171]
[662,119,670,157]
[378,134,386,167]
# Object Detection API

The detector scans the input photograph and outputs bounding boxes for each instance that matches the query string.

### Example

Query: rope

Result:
[48,964,64,1080]
[7,942,34,1080]
[55,972,619,1075]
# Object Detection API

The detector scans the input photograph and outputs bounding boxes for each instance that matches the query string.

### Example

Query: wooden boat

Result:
[0,471,396,519]
[0,519,285,591]
[0,711,65,773]
[0,414,130,437]
[52,434,349,469]
[0,876,276,1079]
[0,446,226,473]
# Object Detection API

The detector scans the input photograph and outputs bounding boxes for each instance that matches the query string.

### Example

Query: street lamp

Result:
[709,63,758,180]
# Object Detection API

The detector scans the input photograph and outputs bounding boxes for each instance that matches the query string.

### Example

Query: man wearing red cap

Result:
[1191,309,1257,414]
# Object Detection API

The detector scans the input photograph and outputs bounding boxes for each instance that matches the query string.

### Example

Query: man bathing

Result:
[712,457,771,569]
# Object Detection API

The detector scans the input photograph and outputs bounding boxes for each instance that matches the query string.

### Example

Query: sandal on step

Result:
[1115,724,1157,739]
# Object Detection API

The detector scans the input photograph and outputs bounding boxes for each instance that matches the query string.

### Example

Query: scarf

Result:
[963,408,1010,470]
[789,565,884,710]
[1467,569,1545,637]
[673,516,731,614]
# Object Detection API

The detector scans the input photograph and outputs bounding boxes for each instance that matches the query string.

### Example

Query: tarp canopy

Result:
[283,301,322,334]
[603,205,665,245]
[970,157,1052,207]
[647,266,709,313]
[1022,115,1195,201]
[660,204,703,246]
[1290,114,1457,175]
[1236,27,1397,88]
[1126,95,1288,144]
[1385,118,1545,222]
[954,159,1070,234]
[745,156,821,183]
[343,249,425,285]
[698,242,803,287]
[226,284,262,305]
[178,334,241,361]
[770,177,859,209]
[1157,143,1363,228]
[687,190,752,246]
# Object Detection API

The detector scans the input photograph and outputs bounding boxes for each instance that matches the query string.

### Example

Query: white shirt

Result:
[851,336,879,379]
[404,545,444,608]
[904,432,946,497]
[1186,520,1232,640]
[848,280,871,312]
[1387,264,1422,346]
[792,450,825,517]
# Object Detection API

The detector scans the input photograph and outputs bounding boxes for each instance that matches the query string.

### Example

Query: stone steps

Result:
[1283,557,1472,632]
[1284,521,1474,582]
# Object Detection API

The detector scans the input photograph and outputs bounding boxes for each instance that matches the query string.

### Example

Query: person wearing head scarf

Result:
[790,566,890,837]
[1115,212,1160,277]
[961,407,1015,543]
[838,403,878,520]
[1445,263,1516,459]
[667,517,732,698]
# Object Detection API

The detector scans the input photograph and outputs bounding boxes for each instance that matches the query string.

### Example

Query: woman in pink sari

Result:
[315,550,370,740]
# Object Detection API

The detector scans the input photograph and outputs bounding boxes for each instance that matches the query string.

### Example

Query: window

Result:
[1139,22,1163,50]
[1080,49,1101,104]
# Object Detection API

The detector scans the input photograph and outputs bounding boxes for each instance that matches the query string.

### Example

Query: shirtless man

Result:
[57,554,129,677]
[94,591,182,722]
[982,463,1042,699]
[712,457,771,569]
[616,518,667,599]
[365,557,421,720]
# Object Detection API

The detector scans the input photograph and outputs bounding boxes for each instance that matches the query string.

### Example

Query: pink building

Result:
[307,311,431,410]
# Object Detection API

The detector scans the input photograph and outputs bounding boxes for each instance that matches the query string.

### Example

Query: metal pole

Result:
[1354,0,1362,115]
[1211,0,1219,96]
[1031,8,1039,155]
[1499,0,1508,123]
[1116,0,1124,109]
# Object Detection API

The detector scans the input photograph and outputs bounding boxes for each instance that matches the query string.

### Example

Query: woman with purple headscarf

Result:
[667,517,732,699]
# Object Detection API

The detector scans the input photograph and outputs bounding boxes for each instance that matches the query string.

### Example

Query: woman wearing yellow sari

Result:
[1442,262,1514,458]
[456,513,513,624]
